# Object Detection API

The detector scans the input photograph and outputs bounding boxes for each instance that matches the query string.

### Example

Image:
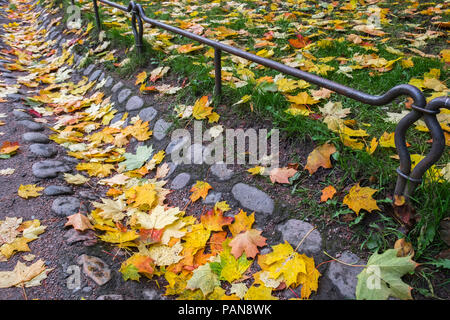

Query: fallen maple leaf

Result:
[200,209,233,232]
[304,143,337,174]
[17,184,44,199]
[65,213,94,231]
[229,229,267,259]
[269,167,297,184]
[190,181,212,202]
[320,185,337,202]
[343,183,380,215]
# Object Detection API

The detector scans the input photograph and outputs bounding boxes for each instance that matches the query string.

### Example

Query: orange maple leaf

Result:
[200,209,233,231]
[229,229,267,259]
[64,213,94,231]
[320,185,337,203]
[190,181,212,202]
[229,210,255,237]
[304,143,336,175]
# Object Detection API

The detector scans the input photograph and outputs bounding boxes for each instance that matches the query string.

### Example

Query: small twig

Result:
[183,199,191,211]
[323,251,367,268]
[21,283,28,300]
[294,226,317,252]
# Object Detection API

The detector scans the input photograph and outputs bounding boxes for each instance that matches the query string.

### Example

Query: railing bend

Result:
[81,0,448,200]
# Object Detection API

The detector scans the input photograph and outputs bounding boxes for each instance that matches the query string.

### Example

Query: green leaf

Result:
[120,264,140,281]
[356,248,417,300]
[122,145,153,171]
[186,263,220,296]
[427,259,450,270]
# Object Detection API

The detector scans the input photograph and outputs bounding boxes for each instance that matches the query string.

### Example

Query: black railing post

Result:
[214,48,222,100]
[131,3,144,54]
[92,0,101,31]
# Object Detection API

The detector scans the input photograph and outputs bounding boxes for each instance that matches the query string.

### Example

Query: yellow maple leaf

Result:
[135,71,147,85]
[127,183,158,210]
[343,183,380,215]
[247,166,265,175]
[379,132,395,148]
[76,162,115,177]
[192,96,212,120]
[244,285,278,300]
[286,92,320,105]
[304,143,337,175]
[190,181,212,202]
[229,210,255,237]
[18,184,44,199]
[122,120,152,141]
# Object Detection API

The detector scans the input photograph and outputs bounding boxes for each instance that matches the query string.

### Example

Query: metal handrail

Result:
[83,0,449,200]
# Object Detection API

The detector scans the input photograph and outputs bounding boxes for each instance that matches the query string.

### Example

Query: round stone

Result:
[231,183,274,214]
[17,120,44,131]
[170,173,191,190]
[203,191,222,204]
[117,88,132,104]
[29,144,57,158]
[138,107,157,122]
[125,95,144,111]
[23,132,49,144]
[111,81,123,93]
[276,219,322,257]
[210,163,234,181]
[323,251,365,299]
[153,119,172,140]
[83,64,95,76]
[12,110,32,120]
[32,160,71,178]
[89,69,102,82]
[104,76,114,88]
[44,185,73,196]
[51,197,81,216]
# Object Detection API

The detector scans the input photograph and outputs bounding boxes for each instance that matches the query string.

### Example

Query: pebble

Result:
[203,191,222,204]
[164,162,178,178]
[79,190,98,201]
[104,76,114,88]
[231,183,274,214]
[125,95,144,111]
[23,132,49,144]
[12,110,32,120]
[51,197,82,216]
[32,160,71,178]
[97,295,123,300]
[64,229,97,245]
[29,144,57,158]
[323,251,365,299]
[138,107,157,122]
[117,88,131,104]
[142,289,164,300]
[170,172,191,190]
[153,119,172,140]
[111,81,123,93]
[276,219,322,257]
[83,64,95,76]
[17,120,44,131]
[77,254,111,286]
[89,69,102,82]
[210,163,234,181]
[44,185,73,196]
